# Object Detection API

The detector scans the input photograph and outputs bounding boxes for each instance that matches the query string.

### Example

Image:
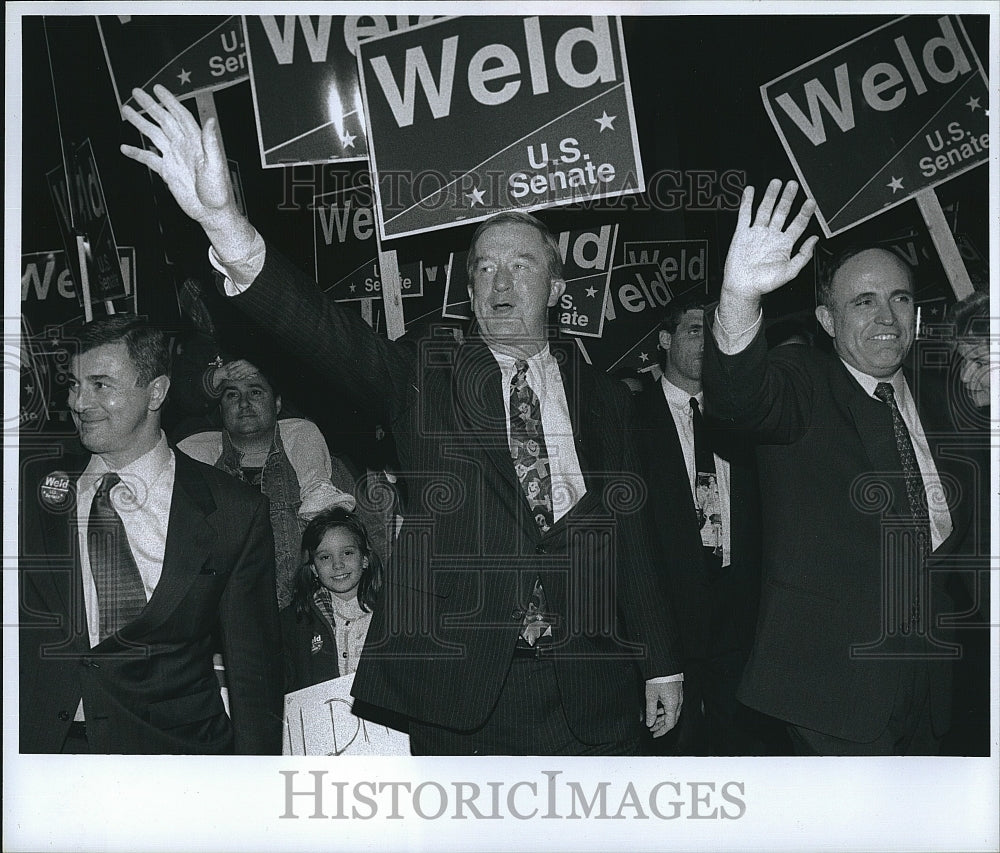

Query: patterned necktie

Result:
[88,472,147,642]
[510,359,553,646]
[510,359,553,531]
[874,382,930,634]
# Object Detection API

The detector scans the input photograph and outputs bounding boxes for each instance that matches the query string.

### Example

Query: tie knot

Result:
[874,381,895,404]
[97,472,122,499]
[690,397,701,416]
[512,359,529,386]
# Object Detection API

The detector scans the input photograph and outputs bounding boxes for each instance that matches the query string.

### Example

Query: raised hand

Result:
[120,85,249,250]
[723,179,818,301]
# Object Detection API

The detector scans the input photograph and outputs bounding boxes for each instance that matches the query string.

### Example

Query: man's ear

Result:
[658,329,671,353]
[275,395,282,416]
[547,278,566,307]
[148,375,170,412]
[815,305,835,338]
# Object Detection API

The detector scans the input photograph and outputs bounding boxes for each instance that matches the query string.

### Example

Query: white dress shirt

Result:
[489,345,588,522]
[660,377,733,567]
[76,432,176,650]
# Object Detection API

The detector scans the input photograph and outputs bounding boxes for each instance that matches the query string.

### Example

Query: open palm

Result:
[724,179,818,299]
[120,85,234,229]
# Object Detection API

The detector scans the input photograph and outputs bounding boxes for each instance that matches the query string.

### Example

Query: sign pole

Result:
[378,247,405,341]
[360,299,373,327]
[914,189,974,300]
[76,234,93,323]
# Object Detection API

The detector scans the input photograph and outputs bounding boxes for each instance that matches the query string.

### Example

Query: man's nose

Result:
[493,267,513,291]
[875,300,895,324]
[69,385,89,411]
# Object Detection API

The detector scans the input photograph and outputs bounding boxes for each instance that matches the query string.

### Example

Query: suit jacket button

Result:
[58,710,70,721]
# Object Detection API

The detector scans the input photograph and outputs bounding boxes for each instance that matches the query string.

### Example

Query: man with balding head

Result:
[703,180,975,755]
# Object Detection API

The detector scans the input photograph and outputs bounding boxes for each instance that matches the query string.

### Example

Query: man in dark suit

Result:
[121,84,683,755]
[19,314,284,754]
[702,179,975,755]
[636,298,765,755]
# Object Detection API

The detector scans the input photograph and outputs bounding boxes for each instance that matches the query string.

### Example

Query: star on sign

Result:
[177,68,192,86]
[585,286,597,298]
[639,352,649,363]
[349,283,357,292]
[965,96,981,111]
[465,187,486,207]
[595,111,617,132]
[340,131,357,149]
[887,176,904,193]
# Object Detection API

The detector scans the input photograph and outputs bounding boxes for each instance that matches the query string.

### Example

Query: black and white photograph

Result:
[4,3,997,851]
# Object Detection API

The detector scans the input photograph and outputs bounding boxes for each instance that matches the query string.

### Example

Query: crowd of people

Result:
[18,84,992,757]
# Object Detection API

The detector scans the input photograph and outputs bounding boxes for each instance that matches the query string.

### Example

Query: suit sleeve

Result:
[616,391,684,680]
[702,316,813,444]
[227,242,417,425]
[218,492,285,754]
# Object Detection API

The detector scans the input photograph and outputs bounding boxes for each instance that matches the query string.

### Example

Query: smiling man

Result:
[120,84,684,755]
[19,314,283,754]
[702,180,975,756]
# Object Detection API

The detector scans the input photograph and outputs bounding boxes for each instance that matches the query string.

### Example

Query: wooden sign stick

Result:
[915,188,974,300]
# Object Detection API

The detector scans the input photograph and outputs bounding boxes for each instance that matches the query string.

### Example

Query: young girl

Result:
[280,508,384,692]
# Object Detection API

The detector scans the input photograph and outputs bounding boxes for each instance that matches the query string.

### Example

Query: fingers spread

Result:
[154,83,202,135]
[753,178,783,226]
[120,144,161,172]
[121,106,170,156]
[769,180,800,231]
[736,185,754,231]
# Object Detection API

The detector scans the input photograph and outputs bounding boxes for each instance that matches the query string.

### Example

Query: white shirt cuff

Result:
[208,230,267,294]
[647,674,684,684]
[712,305,763,355]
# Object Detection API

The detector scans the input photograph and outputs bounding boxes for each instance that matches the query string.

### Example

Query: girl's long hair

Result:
[291,508,385,619]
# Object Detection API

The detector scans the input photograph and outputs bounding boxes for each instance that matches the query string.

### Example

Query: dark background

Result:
[19,13,991,471]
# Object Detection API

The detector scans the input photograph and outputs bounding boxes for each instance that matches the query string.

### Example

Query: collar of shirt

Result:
[78,431,173,508]
[660,375,701,414]
[488,343,558,397]
[840,359,907,403]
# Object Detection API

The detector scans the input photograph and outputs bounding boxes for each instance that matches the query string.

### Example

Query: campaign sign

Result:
[313,186,422,301]
[399,253,454,331]
[244,15,439,167]
[583,255,708,376]
[357,16,644,239]
[619,240,709,306]
[814,229,988,304]
[762,15,990,237]
[98,15,248,110]
[21,248,137,430]
[442,224,618,338]
[46,140,128,304]
[22,248,137,317]
[283,673,410,756]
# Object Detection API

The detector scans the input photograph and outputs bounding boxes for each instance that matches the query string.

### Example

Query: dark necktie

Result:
[874,381,931,633]
[510,359,553,646]
[88,472,146,642]
[690,396,716,475]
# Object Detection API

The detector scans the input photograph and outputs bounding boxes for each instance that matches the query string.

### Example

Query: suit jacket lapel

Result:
[110,453,217,642]
[452,339,521,497]
[832,357,901,475]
